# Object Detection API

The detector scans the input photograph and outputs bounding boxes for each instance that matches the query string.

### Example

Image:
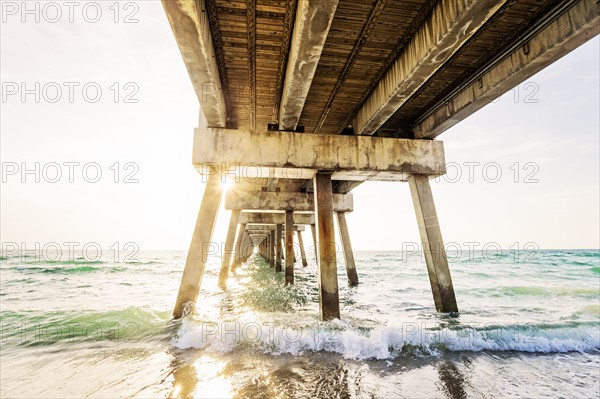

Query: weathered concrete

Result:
[245,224,277,231]
[249,235,267,251]
[353,0,509,135]
[231,222,246,271]
[244,224,306,231]
[240,231,252,263]
[297,230,308,267]
[173,173,223,319]
[161,0,226,127]
[415,0,600,139]
[279,0,339,131]
[194,128,446,180]
[226,190,354,212]
[314,173,340,320]
[275,224,283,272]
[310,224,318,263]
[285,210,295,284]
[269,230,275,267]
[336,212,359,286]
[239,212,315,225]
[408,174,458,313]
[218,210,240,287]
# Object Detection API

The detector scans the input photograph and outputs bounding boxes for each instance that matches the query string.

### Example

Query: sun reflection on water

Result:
[168,355,233,399]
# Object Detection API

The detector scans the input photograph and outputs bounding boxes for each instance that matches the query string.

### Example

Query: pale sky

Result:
[1,1,599,251]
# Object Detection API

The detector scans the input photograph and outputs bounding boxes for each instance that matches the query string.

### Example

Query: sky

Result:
[1,1,599,252]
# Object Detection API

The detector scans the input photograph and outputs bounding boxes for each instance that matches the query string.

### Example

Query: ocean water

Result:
[1,249,598,398]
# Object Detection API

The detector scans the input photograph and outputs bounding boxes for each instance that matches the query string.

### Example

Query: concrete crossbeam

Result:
[225,190,353,212]
[194,128,445,181]
[279,0,339,131]
[239,212,315,225]
[246,224,306,232]
[353,0,509,135]
[415,0,600,139]
[162,0,227,127]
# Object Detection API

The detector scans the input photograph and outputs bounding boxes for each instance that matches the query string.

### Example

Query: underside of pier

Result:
[163,0,599,320]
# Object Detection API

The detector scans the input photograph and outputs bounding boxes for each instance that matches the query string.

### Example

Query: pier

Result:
[163,0,600,320]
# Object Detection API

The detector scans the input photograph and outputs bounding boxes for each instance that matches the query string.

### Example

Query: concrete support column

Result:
[173,173,223,319]
[218,210,240,288]
[297,230,308,267]
[285,210,295,285]
[269,230,275,267]
[310,224,318,264]
[231,222,246,271]
[408,174,458,313]
[241,232,251,262]
[336,212,359,286]
[314,172,340,321]
[275,224,283,272]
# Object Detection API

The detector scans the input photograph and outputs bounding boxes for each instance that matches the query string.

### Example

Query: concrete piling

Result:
[218,210,240,288]
[297,230,308,267]
[408,174,458,313]
[285,210,295,284]
[173,173,223,319]
[275,224,283,272]
[314,172,340,321]
[231,222,246,271]
[269,230,275,267]
[336,211,359,286]
[310,224,318,263]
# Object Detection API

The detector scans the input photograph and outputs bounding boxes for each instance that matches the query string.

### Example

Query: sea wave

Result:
[171,318,600,360]
[3,264,127,274]
[1,307,173,346]
[470,285,599,298]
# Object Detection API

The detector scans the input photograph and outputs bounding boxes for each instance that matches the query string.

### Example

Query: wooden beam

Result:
[314,0,389,133]
[246,0,256,131]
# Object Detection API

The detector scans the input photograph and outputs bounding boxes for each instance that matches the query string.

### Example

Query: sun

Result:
[221,180,233,190]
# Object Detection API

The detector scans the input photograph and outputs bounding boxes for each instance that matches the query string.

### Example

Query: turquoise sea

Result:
[1,249,599,398]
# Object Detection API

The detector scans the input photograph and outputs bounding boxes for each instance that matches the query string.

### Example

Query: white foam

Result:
[171,319,600,360]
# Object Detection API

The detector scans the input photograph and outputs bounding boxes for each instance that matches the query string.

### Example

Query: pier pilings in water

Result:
[297,230,308,267]
[285,210,295,285]
[275,224,282,272]
[173,126,457,321]
[408,175,458,313]
[173,173,223,319]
